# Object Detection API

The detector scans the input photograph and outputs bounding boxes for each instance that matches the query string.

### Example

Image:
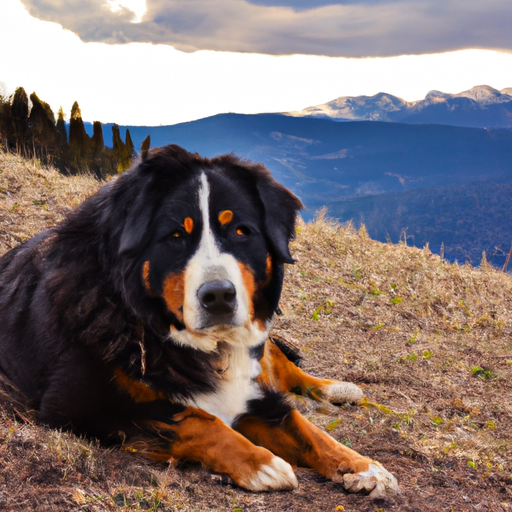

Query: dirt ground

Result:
[0,153,511,511]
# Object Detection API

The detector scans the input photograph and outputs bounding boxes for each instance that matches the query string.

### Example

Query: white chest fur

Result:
[186,343,263,426]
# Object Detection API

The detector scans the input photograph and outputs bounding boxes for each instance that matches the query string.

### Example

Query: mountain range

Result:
[84,85,512,269]
[288,85,512,129]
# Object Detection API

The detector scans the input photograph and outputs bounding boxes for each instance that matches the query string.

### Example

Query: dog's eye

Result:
[171,230,182,238]
[236,226,250,236]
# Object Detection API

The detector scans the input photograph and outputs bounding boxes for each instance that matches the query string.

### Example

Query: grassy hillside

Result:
[1,152,511,511]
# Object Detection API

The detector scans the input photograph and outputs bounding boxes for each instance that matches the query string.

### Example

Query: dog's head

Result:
[115,145,302,352]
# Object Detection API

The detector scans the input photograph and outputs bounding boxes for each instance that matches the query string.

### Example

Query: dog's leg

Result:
[262,338,364,404]
[125,406,298,492]
[235,407,399,498]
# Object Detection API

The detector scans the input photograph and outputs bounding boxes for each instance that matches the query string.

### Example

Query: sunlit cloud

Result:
[19,0,512,57]
[107,0,147,23]
[1,0,511,126]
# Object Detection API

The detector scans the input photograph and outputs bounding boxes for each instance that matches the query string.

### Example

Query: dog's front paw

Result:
[239,456,298,492]
[341,462,400,498]
[323,382,364,404]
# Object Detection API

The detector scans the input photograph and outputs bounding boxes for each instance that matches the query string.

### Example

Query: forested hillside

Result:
[0,87,148,176]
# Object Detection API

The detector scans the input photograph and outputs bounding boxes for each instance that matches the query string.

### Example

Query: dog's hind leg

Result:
[235,406,399,498]
[262,337,364,404]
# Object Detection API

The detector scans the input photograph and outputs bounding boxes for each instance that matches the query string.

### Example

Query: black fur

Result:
[0,145,302,444]
[235,389,293,427]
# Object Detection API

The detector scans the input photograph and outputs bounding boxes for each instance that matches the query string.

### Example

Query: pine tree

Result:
[55,107,67,148]
[112,123,131,172]
[69,101,90,169]
[125,129,134,158]
[0,90,13,150]
[92,121,104,156]
[28,92,57,162]
[11,87,29,155]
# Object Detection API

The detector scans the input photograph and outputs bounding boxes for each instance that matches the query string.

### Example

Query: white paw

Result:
[343,462,400,498]
[323,382,364,404]
[244,456,298,492]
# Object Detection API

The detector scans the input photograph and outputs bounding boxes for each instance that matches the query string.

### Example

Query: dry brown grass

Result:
[0,152,101,254]
[1,152,511,511]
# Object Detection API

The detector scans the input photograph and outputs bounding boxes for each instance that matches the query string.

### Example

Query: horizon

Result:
[3,82,512,128]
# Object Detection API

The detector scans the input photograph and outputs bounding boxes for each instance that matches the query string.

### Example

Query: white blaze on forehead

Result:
[197,172,220,260]
[169,172,269,352]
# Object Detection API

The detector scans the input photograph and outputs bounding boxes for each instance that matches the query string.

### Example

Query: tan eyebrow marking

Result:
[218,210,233,225]
[183,217,194,233]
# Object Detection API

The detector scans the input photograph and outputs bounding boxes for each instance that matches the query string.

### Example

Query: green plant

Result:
[472,366,494,380]
[312,299,335,320]
[353,267,363,280]
[326,418,342,431]
[422,349,433,359]
[404,352,418,361]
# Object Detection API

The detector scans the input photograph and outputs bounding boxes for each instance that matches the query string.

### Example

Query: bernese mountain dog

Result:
[0,145,398,497]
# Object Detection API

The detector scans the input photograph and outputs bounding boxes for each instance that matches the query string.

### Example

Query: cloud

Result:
[20,0,512,57]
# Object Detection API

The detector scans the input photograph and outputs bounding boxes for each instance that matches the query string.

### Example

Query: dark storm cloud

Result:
[20,0,512,57]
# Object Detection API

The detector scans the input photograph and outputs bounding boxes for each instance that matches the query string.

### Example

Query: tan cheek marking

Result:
[237,262,256,318]
[238,257,274,330]
[184,217,194,234]
[218,210,233,225]
[263,254,273,286]
[142,261,156,296]
[114,368,166,403]
[162,272,186,322]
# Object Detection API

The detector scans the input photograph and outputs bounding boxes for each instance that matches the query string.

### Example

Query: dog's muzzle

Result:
[197,280,238,327]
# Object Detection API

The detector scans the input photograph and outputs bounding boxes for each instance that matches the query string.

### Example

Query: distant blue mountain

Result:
[85,111,512,268]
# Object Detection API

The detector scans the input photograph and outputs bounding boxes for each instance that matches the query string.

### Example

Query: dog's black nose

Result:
[197,280,237,315]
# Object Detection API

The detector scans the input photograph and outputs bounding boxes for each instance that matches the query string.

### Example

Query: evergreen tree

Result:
[54,107,68,170]
[125,129,134,158]
[92,121,104,156]
[55,107,67,148]
[89,121,108,177]
[112,123,131,172]
[11,87,29,155]
[0,90,13,150]
[69,101,90,169]
[1,86,151,178]
[28,92,57,161]
[112,123,123,153]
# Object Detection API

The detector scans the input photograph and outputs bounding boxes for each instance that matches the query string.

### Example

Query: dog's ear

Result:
[117,173,156,256]
[256,179,303,264]
[118,205,153,256]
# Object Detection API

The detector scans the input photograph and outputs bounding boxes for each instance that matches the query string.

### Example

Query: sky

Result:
[1,0,512,126]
